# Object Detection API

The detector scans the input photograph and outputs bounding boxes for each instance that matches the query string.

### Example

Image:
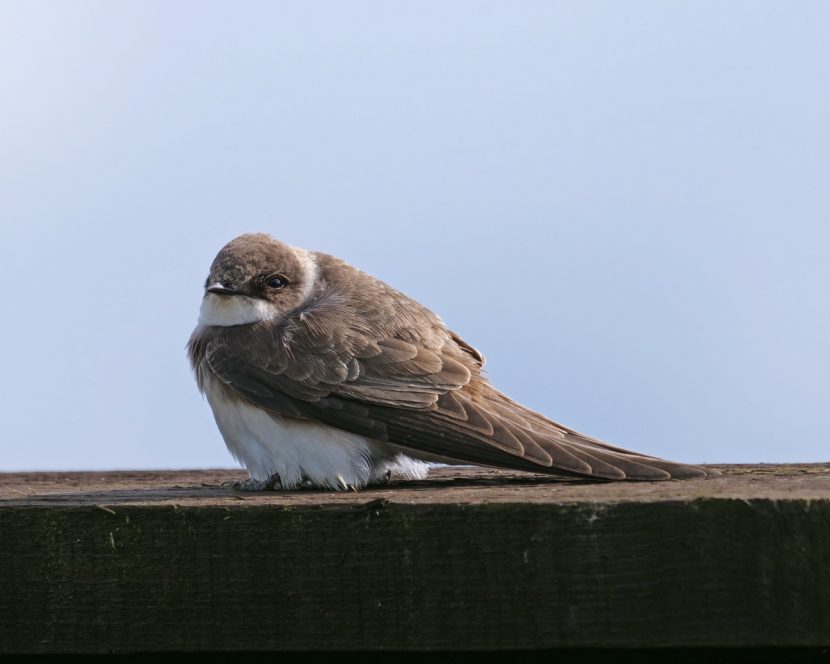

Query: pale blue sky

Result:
[1,1,828,471]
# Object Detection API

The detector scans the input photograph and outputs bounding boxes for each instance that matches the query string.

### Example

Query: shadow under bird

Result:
[188,233,714,490]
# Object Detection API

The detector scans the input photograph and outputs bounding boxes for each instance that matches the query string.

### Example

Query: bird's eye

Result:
[266,275,288,289]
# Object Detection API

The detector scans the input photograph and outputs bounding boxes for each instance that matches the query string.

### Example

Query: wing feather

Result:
[196,294,712,481]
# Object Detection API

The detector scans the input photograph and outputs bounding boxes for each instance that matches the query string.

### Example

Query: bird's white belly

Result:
[202,373,430,490]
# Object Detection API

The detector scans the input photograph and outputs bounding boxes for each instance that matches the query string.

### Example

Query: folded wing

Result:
[201,312,712,481]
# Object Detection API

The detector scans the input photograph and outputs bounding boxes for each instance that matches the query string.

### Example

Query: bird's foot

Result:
[222,474,361,492]
[294,476,357,491]
[222,475,282,491]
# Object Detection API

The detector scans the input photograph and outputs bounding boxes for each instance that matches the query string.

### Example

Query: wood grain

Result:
[1,465,828,653]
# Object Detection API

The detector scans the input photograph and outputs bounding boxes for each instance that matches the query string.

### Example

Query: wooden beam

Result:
[1,465,828,653]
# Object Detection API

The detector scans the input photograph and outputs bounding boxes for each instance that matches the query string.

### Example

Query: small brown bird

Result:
[188,233,713,490]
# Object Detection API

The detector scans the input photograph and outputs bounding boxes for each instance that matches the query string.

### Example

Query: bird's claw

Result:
[334,474,359,491]
[222,475,282,491]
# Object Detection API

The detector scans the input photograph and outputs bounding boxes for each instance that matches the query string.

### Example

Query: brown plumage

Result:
[188,233,715,489]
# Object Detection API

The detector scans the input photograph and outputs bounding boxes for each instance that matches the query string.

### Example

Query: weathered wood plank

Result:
[1,465,828,653]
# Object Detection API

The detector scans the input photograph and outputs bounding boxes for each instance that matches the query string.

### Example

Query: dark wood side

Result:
[1,465,828,653]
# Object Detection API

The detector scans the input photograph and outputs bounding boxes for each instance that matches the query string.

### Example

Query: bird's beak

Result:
[206,282,240,296]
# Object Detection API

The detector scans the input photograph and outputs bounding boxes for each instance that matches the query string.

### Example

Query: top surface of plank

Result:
[1,464,828,508]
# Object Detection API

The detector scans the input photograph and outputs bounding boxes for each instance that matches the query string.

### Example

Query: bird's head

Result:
[198,233,318,327]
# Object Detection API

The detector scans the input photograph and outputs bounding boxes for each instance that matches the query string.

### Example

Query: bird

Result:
[188,233,714,491]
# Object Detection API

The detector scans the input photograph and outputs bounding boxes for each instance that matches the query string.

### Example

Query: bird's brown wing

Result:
[201,320,711,481]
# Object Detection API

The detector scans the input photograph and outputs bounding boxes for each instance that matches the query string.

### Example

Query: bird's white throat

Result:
[198,293,281,327]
